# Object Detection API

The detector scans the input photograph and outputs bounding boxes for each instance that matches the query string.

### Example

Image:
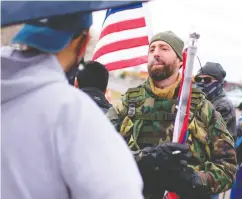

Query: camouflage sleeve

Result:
[106,102,132,143]
[106,106,122,132]
[196,100,237,194]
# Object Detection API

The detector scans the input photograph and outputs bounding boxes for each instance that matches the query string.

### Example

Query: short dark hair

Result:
[77,61,109,92]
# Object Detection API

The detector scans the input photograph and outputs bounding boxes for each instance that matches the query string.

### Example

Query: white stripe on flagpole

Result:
[95,45,148,64]
[102,7,144,29]
[94,27,149,52]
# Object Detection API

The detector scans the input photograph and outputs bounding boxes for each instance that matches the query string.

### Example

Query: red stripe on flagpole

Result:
[100,18,146,39]
[178,84,192,143]
[178,49,188,97]
[178,49,189,144]
[105,55,147,71]
[93,36,149,61]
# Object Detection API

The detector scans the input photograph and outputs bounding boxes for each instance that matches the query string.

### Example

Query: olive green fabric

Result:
[149,31,184,60]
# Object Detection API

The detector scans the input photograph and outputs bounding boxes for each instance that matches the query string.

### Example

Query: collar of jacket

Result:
[81,87,112,109]
[142,78,181,100]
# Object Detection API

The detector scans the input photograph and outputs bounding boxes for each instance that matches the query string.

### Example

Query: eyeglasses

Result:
[195,76,214,84]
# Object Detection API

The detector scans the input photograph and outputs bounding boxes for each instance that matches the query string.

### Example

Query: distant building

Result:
[224,81,242,92]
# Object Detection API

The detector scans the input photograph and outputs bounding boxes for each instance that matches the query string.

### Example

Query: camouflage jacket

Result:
[107,79,237,196]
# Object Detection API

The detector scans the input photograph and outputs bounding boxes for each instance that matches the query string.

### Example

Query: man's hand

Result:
[136,142,192,169]
[132,142,192,198]
[161,167,210,198]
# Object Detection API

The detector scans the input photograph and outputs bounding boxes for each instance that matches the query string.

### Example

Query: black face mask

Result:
[65,32,87,86]
[66,66,80,85]
[66,57,85,85]
[196,81,223,100]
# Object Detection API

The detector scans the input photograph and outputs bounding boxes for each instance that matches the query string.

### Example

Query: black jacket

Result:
[81,87,112,114]
[211,91,236,139]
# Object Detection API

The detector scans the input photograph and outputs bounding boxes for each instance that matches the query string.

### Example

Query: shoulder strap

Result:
[121,87,146,118]
[126,87,146,104]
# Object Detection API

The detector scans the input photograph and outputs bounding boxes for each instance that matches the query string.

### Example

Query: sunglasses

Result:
[195,76,214,84]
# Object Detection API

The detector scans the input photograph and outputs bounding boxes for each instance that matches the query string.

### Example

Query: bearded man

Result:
[107,31,237,199]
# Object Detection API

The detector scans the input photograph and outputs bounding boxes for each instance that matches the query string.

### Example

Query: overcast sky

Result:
[92,0,242,83]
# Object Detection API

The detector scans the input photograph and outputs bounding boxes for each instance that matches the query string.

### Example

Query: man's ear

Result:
[69,34,84,51]
[178,59,183,69]
[78,32,90,58]
[69,30,90,56]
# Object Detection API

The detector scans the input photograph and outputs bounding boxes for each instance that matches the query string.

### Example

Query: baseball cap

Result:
[12,12,92,53]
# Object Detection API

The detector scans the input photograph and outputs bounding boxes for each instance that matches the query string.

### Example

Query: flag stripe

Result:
[102,7,144,30]
[105,55,148,71]
[104,3,142,21]
[93,3,150,71]
[100,18,146,40]
[93,36,149,61]
[95,27,148,52]
[95,45,148,64]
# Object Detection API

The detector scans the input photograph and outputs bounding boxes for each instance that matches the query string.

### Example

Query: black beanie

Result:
[196,62,226,82]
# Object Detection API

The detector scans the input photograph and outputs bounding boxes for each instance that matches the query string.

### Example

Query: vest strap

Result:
[134,112,176,121]
[142,126,154,132]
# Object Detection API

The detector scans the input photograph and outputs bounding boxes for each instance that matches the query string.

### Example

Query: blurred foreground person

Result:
[1,13,144,199]
[76,61,112,113]
[195,62,236,140]
[107,31,236,199]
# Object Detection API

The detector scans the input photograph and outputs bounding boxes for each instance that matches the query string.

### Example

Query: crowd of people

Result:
[1,9,241,199]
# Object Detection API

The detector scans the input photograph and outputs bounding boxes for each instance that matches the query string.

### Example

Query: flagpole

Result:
[172,32,200,142]
[163,32,200,199]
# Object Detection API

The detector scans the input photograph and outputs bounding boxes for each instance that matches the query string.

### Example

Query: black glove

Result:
[133,149,165,198]
[139,142,192,169]
[133,143,192,198]
[160,167,210,199]
[66,66,80,85]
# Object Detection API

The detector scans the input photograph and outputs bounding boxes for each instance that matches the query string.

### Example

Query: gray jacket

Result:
[211,91,236,139]
[1,46,144,199]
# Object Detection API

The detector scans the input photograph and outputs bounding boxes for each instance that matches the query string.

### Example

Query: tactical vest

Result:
[119,85,212,162]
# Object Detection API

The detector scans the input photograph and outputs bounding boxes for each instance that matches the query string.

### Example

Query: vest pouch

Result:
[123,87,146,108]
[189,118,211,159]
[120,116,134,137]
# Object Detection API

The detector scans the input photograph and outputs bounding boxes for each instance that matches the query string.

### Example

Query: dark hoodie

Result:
[196,62,236,139]
[81,87,112,114]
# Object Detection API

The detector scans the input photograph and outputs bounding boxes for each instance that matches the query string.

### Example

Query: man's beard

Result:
[148,57,177,81]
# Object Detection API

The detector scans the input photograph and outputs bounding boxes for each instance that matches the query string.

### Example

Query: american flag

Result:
[92,3,151,71]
